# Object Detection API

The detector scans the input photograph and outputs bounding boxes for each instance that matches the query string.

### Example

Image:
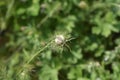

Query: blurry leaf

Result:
[68,68,76,79]
[68,65,82,80]
[115,38,120,45]
[72,49,82,59]
[92,27,101,35]
[101,25,112,37]
[39,65,58,80]
[112,62,119,73]
[16,8,26,15]
[45,50,52,60]
[27,4,40,16]
[0,0,6,6]
[101,23,117,37]
[89,42,98,51]
[95,45,104,57]
[104,12,116,24]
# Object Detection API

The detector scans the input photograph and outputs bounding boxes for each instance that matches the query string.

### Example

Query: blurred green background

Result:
[0,0,120,80]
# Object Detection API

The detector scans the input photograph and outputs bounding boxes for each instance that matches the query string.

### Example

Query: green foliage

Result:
[0,0,120,80]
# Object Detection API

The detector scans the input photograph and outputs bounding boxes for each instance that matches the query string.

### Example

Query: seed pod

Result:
[55,35,65,45]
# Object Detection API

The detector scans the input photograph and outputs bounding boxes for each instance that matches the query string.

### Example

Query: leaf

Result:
[16,8,26,15]
[72,49,82,59]
[92,27,101,35]
[39,66,58,80]
[101,23,114,37]
[27,3,40,16]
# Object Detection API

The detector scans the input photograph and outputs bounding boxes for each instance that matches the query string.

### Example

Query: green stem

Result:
[16,40,53,76]
[5,0,15,20]
[26,40,53,64]
[37,2,61,27]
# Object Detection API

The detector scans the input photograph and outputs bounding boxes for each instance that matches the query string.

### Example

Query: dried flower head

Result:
[55,35,65,45]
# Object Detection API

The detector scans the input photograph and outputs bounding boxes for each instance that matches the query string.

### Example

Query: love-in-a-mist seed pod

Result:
[55,35,65,45]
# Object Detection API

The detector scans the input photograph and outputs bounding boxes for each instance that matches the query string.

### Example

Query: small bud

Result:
[55,35,65,45]
[104,56,109,61]
[21,26,26,31]
[78,1,88,9]
[40,4,47,13]
[96,77,101,80]
[41,4,47,8]
[21,72,25,76]
[95,62,100,67]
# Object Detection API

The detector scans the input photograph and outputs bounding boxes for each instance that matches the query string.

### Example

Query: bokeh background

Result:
[0,0,120,80]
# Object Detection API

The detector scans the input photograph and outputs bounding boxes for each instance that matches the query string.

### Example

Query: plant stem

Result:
[16,40,53,76]
[5,0,15,20]
[37,2,61,27]
[26,40,53,64]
